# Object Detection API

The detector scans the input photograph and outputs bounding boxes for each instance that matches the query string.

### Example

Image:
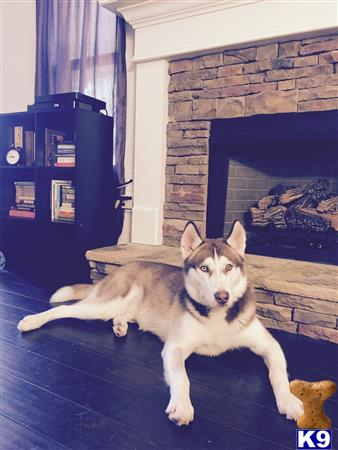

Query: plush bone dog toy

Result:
[290,380,336,429]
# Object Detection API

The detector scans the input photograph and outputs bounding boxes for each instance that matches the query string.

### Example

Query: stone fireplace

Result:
[96,1,337,343]
[101,0,338,246]
[164,36,338,250]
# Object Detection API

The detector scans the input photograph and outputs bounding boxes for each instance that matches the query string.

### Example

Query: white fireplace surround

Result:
[99,0,338,245]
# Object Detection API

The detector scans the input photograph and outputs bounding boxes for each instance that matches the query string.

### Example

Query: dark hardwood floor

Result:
[1,270,337,450]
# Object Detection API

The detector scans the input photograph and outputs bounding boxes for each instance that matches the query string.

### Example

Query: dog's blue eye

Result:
[225,264,233,271]
[200,265,209,273]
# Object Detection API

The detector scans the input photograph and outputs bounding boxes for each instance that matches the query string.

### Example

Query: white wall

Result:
[0,0,36,113]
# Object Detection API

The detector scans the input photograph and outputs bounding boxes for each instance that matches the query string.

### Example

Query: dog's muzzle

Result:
[214,290,229,306]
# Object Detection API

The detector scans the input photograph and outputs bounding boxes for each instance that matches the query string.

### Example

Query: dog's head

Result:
[181,221,247,310]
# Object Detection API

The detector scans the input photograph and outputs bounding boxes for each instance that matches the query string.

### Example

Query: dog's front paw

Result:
[17,315,41,332]
[166,397,194,426]
[277,391,304,420]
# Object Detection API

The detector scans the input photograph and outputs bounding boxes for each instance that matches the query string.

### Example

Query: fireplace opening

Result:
[206,111,338,264]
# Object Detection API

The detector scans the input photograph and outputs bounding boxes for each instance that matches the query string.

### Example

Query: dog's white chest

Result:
[190,311,241,356]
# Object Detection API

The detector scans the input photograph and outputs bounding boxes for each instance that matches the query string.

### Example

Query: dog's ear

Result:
[181,222,203,260]
[226,220,246,256]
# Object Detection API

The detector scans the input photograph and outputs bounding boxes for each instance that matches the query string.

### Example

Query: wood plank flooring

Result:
[1,270,337,450]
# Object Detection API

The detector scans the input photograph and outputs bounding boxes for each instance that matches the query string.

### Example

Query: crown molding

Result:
[98,0,260,29]
[100,0,338,63]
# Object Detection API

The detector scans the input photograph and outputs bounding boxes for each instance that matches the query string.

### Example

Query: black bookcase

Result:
[0,109,114,288]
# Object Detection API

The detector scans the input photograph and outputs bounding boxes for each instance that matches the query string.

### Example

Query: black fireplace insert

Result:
[206,110,338,264]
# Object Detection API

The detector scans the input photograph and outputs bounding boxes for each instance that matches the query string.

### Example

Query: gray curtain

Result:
[35,0,126,186]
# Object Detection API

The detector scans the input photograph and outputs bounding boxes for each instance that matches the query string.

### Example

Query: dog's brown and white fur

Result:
[18,221,303,426]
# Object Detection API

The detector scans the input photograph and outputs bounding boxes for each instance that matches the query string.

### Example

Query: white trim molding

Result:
[130,59,168,245]
[100,0,338,62]
[100,0,260,29]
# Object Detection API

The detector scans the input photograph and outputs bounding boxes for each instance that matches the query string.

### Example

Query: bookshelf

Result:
[0,108,113,287]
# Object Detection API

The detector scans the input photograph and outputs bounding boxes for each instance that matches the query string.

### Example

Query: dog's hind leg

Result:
[17,301,111,332]
[50,284,93,303]
[112,317,128,337]
[18,284,143,333]
[111,285,142,337]
[112,302,139,337]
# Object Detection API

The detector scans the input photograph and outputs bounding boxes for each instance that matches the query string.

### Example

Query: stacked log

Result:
[286,208,331,233]
[250,206,287,229]
[257,195,278,210]
[250,179,337,233]
[317,196,338,213]
[299,208,338,232]
[279,185,309,205]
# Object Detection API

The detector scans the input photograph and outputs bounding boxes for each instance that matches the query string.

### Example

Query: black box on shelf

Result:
[27,92,106,113]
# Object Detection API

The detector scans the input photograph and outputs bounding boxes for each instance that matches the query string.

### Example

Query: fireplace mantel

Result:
[100,0,258,29]
[100,0,337,62]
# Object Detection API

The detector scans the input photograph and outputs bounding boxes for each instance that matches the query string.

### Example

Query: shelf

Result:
[37,166,75,170]
[1,216,76,227]
[0,107,113,286]
[43,219,76,227]
[2,216,36,223]
[50,220,76,226]
[0,165,35,170]
[0,165,75,170]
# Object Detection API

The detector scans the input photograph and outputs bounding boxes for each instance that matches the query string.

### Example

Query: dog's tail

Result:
[50,284,93,303]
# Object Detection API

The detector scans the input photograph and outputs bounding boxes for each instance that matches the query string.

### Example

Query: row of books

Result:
[54,142,76,167]
[9,180,75,223]
[51,180,75,222]
[9,181,36,219]
[45,129,75,167]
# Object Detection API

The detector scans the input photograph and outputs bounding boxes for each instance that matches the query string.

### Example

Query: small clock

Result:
[6,146,24,166]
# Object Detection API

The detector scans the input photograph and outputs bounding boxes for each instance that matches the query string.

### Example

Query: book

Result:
[15,204,35,211]
[45,129,65,166]
[57,143,75,150]
[55,149,76,155]
[56,157,75,163]
[15,198,35,204]
[58,211,75,218]
[14,126,23,148]
[24,130,34,166]
[54,163,75,167]
[9,209,35,219]
[61,194,75,201]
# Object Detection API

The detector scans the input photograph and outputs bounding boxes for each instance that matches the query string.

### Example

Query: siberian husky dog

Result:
[18,221,303,426]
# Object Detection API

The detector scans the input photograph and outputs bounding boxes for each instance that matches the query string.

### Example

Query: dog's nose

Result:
[214,290,229,305]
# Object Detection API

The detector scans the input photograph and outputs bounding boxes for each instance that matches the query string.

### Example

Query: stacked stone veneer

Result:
[86,246,338,344]
[164,34,338,246]
[254,289,337,343]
